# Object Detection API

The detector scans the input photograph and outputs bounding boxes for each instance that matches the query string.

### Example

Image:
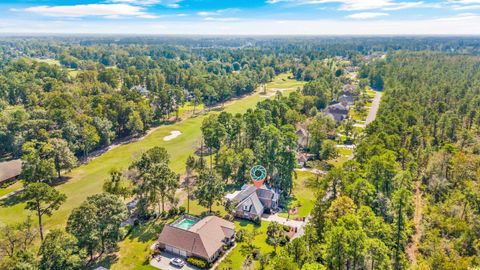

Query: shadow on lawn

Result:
[128,220,166,243]
[236,219,262,229]
[91,254,118,270]
[0,192,27,207]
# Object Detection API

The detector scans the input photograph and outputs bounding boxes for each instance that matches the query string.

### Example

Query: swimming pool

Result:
[173,217,198,230]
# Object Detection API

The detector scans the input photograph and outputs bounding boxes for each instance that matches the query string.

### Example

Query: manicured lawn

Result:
[34,58,61,66]
[177,102,204,119]
[366,88,376,98]
[109,221,169,270]
[218,220,274,270]
[328,147,353,167]
[182,200,227,217]
[0,73,302,228]
[278,171,317,220]
[0,181,23,197]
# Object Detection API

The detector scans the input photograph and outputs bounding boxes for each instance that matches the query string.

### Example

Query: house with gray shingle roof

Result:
[226,184,279,221]
[324,102,349,123]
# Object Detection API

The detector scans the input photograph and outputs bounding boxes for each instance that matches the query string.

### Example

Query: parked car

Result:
[170,258,185,268]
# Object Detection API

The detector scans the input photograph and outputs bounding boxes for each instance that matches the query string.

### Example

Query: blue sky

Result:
[1,0,480,34]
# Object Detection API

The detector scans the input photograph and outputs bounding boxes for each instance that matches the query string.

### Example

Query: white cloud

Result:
[24,4,158,19]
[434,12,480,21]
[197,8,240,17]
[347,12,389,19]
[203,17,241,21]
[108,0,182,8]
[452,4,480,9]
[267,0,429,11]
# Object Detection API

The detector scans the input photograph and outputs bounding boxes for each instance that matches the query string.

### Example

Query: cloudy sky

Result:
[1,0,480,34]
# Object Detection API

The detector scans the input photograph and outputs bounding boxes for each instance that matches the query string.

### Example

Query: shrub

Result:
[187,257,209,269]
[168,207,178,217]
[253,216,261,225]
[223,213,234,221]
[236,229,247,242]
[252,249,260,260]
[282,225,290,232]
[178,206,186,214]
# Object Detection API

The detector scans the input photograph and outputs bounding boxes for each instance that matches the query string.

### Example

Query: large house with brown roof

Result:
[0,159,22,184]
[157,215,235,263]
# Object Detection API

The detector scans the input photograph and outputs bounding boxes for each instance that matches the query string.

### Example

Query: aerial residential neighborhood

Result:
[1,1,480,269]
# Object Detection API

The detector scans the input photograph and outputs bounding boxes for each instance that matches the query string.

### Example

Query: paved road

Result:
[365,91,382,125]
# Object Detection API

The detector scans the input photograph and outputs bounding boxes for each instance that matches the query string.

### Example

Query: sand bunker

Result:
[163,130,182,141]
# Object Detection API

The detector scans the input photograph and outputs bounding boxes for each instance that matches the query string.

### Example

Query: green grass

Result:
[327,147,353,168]
[0,74,302,228]
[366,88,376,98]
[109,221,169,270]
[176,102,204,119]
[278,171,317,220]
[182,200,227,217]
[218,220,274,270]
[0,181,23,197]
[34,58,61,66]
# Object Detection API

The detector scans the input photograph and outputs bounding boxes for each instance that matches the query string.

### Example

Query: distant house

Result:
[0,159,22,184]
[342,84,359,94]
[225,184,279,220]
[296,127,309,150]
[324,102,349,123]
[297,153,309,167]
[157,215,235,263]
[343,66,357,73]
[130,85,149,96]
[338,94,355,106]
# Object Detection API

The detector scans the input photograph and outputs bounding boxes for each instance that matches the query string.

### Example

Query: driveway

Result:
[150,252,200,270]
[261,213,307,239]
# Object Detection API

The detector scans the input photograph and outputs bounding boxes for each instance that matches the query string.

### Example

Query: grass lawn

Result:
[218,220,274,270]
[278,171,317,220]
[177,102,205,119]
[109,221,169,270]
[328,147,353,168]
[366,88,376,98]
[182,200,227,217]
[0,181,23,197]
[34,58,61,66]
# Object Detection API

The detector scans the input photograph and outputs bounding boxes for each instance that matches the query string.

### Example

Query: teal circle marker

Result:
[250,165,267,181]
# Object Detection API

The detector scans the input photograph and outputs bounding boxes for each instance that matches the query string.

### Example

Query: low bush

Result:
[187,257,209,269]
[253,216,261,225]
[168,207,178,217]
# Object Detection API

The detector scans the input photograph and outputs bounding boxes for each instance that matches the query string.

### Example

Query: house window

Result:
[243,204,250,211]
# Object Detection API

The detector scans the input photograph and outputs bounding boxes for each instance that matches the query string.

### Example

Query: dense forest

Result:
[269,52,480,269]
